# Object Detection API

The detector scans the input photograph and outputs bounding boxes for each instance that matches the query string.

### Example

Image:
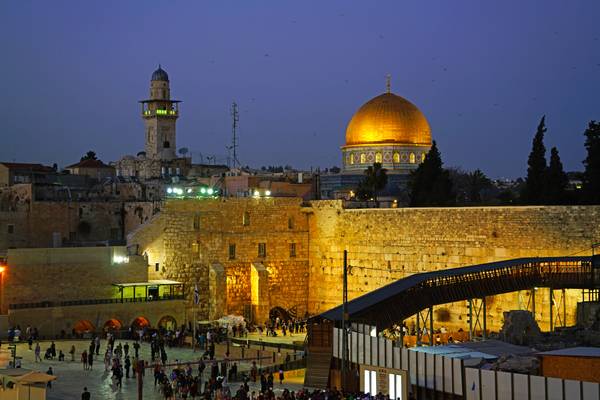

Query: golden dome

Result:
[345,92,431,147]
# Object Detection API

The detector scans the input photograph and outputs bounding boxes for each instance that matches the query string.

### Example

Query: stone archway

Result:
[73,320,95,336]
[131,316,151,330]
[157,315,177,331]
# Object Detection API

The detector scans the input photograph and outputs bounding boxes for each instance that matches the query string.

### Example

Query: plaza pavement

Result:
[0,338,305,399]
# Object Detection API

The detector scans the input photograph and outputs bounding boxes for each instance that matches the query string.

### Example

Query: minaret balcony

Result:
[142,109,178,117]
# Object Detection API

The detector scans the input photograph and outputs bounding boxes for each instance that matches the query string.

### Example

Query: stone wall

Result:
[4,246,147,313]
[306,201,600,330]
[129,198,310,322]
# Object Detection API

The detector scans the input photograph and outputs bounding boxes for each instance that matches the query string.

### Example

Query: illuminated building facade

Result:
[320,78,432,199]
[115,66,190,180]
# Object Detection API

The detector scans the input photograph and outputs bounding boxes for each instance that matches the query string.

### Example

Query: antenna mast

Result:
[230,101,240,169]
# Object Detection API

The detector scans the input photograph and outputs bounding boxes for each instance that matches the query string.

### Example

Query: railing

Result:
[9,294,184,310]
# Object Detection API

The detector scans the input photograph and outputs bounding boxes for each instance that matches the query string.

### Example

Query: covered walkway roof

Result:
[320,256,596,330]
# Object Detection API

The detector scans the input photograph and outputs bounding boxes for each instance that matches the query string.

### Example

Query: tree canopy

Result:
[521,116,547,204]
[583,121,600,204]
[409,141,454,206]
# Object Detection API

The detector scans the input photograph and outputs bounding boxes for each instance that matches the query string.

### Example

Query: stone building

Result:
[115,66,191,180]
[128,198,600,332]
[320,78,431,199]
[2,246,185,336]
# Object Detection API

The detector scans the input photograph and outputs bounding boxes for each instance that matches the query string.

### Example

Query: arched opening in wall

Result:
[103,319,122,333]
[157,315,177,331]
[73,320,95,336]
[269,306,295,323]
[131,316,151,330]
[163,141,170,148]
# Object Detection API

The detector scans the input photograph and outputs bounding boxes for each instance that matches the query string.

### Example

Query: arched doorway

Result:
[73,320,95,336]
[157,315,177,331]
[269,306,294,322]
[103,319,122,333]
[131,316,151,330]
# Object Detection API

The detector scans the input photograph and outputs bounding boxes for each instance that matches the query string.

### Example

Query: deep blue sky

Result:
[1,1,599,178]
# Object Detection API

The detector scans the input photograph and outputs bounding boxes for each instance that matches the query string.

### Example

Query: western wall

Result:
[130,199,600,331]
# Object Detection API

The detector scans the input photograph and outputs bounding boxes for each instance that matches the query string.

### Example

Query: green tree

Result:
[80,151,97,161]
[545,147,568,204]
[521,116,547,204]
[466,169,492,204]
[409,141,454,206]
[356,162,388,201]
[583,121,600,204]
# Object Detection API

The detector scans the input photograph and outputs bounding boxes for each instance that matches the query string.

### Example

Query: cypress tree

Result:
[409,141,454,206]
[583,121,600,204]
[521,116,547,204]
[545,147,568,204]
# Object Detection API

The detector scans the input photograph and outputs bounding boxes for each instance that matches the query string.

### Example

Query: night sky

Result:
[1,1,599,178]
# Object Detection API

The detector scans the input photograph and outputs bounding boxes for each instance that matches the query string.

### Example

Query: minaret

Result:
[140,65,180,160]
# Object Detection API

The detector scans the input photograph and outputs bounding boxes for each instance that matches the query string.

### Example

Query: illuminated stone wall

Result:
[130,198,310,322]
[307,201,600,331]
[3,246,147,313]
[130,199,600,331]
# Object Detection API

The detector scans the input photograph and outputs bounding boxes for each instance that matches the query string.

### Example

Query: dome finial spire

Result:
[386,74,391,94]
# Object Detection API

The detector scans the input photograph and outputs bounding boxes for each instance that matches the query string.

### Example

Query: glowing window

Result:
[360,153,366,164]
[393,152,400,163]
[375,152,382,163]
[409,153,416,164]
[350,154,354,165]
[243,212,250,226]
[421,153,426,162]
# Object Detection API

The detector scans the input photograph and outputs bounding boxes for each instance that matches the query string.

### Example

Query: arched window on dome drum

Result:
[409,153,416,164]
[375,153,382,163]
[393,152,400,163]
[360,153,366,164]
[421,153,426,162]
[349,154,354,165]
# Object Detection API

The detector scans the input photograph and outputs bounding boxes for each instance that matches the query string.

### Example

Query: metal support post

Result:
[531,288,536,320]
[563,289,567,327]
[549,288,554,331]
[416,312,421,346]
[468,299,473,341]
[482,297,487,339]
[342,250,349,391]
[429,306,434,346]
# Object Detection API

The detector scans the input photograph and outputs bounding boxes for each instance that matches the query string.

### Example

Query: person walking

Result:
[88,351,94,370]
[34,343,42,362]
[81,350,88,370]
[95,336,100,356]
[81,387,91,400]
[124,356,131,378]
[278,368,284,385]
[46,367,53,388]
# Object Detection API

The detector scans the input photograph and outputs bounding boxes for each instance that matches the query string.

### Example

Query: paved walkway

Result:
[1,339,304,399]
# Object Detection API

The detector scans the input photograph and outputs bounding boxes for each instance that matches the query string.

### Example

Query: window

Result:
[389,373,404,400]
[176,167,181,175]
[393,152,400,163]
[161,167,166,176]
[243,211,250,226]
[164,141,170,148]
[349,154,355,165]
[360,153,366,164]
[421,153,426,162]
[375,152,382,163]
[155,263,160,272]
[192,242,199,254]
[409,153,416,164]
[193,213,200,230]
[7,224,14,234]
[229,244,236,260]
[168,167,173,175]
[258,243,266,258]
[288,217,294,229]
[290,243,296,258]
[364,370,377,396]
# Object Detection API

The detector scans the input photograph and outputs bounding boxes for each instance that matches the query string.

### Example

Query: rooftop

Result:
[538,347,600,357]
